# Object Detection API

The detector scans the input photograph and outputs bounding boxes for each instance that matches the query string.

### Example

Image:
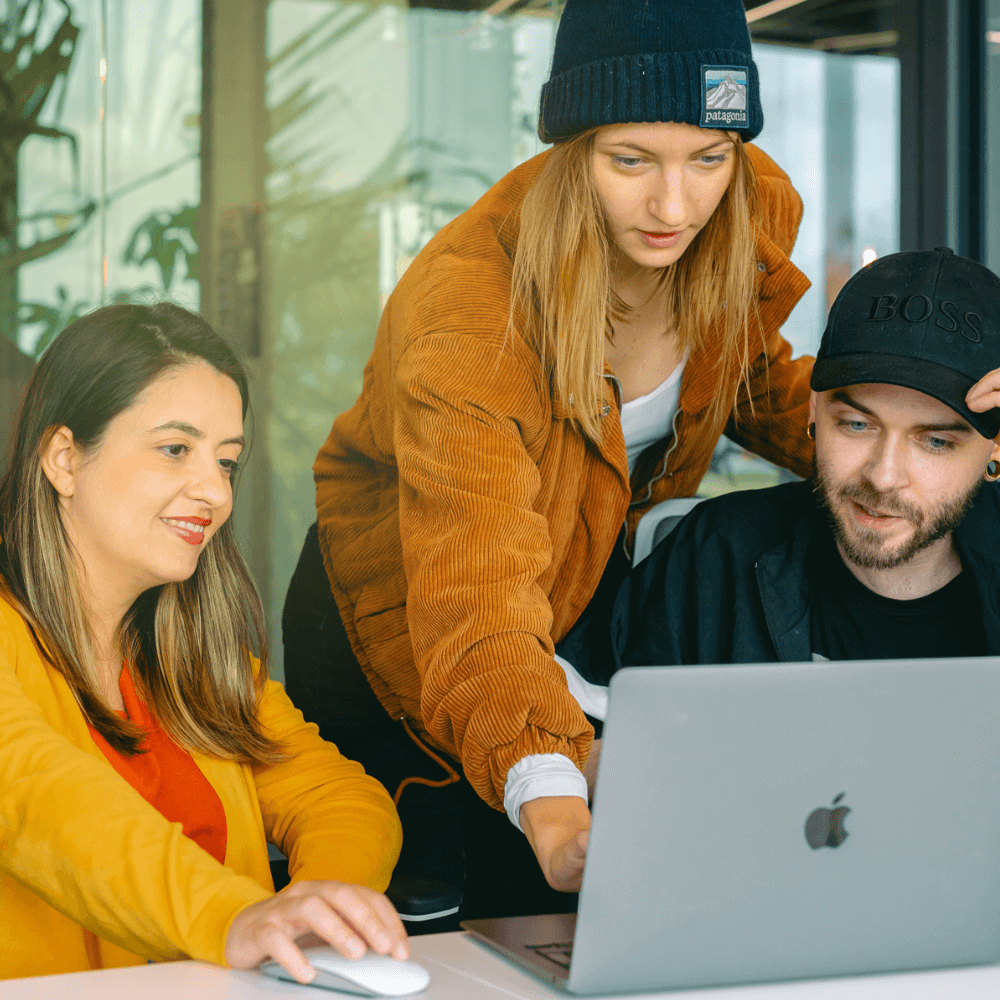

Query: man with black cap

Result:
[557,248,1000,707]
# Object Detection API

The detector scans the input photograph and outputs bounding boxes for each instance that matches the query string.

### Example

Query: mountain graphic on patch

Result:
[700,65,749,129]
[705,73,747,111]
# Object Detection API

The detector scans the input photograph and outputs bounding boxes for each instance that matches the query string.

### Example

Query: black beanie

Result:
[539,0,763,143]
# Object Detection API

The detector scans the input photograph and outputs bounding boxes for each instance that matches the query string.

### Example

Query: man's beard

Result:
[812,459,981,571]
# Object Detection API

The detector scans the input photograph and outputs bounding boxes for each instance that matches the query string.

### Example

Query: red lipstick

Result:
[162,516,211,546]
[639,230,683,249]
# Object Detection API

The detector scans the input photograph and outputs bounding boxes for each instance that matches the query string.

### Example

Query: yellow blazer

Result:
[0,596,402,980]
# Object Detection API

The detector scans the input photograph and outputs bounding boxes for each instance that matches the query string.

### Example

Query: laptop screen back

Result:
[568,659,1000,995]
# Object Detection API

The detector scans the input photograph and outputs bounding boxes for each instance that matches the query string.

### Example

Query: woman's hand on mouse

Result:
[519,795,591,892]
[225,879,409,983]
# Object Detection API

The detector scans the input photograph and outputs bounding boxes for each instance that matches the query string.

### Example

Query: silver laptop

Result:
[463,659,1000,995]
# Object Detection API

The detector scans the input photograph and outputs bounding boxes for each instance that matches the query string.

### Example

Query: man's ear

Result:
[40,426,79,498]
[808,389,818,425]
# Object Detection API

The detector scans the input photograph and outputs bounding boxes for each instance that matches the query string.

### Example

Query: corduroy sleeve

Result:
[252,679,402,891]
[393,331,593,811]
[0,617,270,968]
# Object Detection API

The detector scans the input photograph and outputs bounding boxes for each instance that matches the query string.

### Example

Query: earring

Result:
[807,422,816,441]
[986,460,1000,482]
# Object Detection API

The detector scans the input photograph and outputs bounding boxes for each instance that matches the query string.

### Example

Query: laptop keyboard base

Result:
[526,941,574,971]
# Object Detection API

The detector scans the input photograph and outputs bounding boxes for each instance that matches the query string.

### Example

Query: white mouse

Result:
[259,946,430,997]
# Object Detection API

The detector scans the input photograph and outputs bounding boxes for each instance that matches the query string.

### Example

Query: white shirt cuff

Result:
[555,652,609,721]
[503,753,588,832]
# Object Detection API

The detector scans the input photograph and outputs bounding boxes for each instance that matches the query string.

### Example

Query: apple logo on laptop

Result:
[804,792,850,849]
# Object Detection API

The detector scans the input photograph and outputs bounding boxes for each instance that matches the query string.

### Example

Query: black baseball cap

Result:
[811,247,1000,439]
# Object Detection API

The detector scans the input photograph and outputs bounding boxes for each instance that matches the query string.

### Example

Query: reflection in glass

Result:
[264,3,555,653]
[15,0,201,359]
[700,43,899,499]
[1,0,200,475]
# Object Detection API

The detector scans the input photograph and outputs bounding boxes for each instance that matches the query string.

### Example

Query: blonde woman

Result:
[284,0,814,918]
[0,304,406,982]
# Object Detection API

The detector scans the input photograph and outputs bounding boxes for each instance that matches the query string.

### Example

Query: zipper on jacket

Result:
[631,405,683,508]
[602,371,623,413]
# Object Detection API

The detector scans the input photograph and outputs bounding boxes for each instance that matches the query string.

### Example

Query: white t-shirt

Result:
[505,360,687,829]
[620,356,687,475]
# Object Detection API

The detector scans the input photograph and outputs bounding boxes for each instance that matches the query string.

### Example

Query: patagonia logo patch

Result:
[700,65,749,129]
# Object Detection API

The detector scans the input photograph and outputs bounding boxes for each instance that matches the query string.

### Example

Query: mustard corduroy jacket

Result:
[0,596,402,980]
[314,145,814,809]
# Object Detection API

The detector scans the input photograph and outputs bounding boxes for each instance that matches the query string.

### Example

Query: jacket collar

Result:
[753,482,1000,660]
[679,226,811,417]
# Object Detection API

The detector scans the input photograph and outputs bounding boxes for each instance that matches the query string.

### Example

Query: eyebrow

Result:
[150,420,246,447]
[829,390,973,434]
[913,420,974,434]
[602,138,734,157]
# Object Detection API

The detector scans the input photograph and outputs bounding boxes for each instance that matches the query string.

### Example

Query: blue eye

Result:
[925,436,955,452]
[836,418,870,434]
[611,155,643,168]
[698,153,728,166]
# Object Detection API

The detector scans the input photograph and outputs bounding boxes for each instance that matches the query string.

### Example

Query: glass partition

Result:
[988,2,1000,271]
[1,0,201,469]
[0,1,981,676]
[14,0,201,354]
[263,2,556,665]
[694,3,902,498]
[2,1,910,677]
[254,2,905,671]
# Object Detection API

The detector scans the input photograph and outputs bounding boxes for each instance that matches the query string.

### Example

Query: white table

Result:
[3,932,1000,999]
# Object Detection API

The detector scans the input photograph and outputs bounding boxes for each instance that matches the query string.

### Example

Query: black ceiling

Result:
[404,0,900,55]
[744,0,899,53]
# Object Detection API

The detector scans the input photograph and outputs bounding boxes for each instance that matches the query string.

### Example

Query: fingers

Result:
[258,925,316,984]
[313,882,406,958]
[520,795,593,892]
[548,830,589,892]
[298,891,370,959]
[966,369,1000,413]
[224,880,409,978]
[368,889,411,960]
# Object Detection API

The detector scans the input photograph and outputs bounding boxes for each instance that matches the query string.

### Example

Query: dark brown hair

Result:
[0,303,283,762]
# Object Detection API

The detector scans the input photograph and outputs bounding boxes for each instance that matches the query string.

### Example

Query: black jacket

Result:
[557,480,1000,682]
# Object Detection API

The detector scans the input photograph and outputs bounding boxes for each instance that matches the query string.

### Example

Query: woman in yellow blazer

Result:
[0,303,405,981]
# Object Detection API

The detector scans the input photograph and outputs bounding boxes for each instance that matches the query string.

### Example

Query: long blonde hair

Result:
[511,128,761,443]
[0,304,284,763]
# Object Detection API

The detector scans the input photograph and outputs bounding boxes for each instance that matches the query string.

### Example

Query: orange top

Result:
[87,667,227,865]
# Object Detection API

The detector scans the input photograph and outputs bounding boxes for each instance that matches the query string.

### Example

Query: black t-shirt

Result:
[808,534,986,661]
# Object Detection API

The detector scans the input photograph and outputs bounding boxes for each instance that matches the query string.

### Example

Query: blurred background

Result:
[1,0,997,679]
